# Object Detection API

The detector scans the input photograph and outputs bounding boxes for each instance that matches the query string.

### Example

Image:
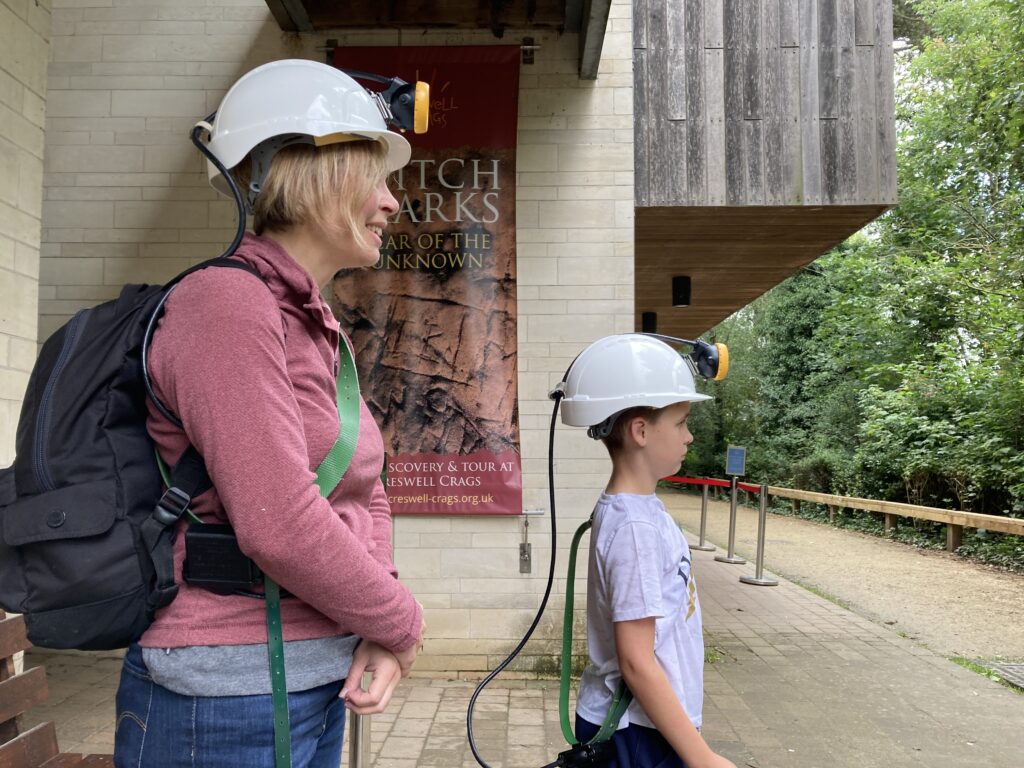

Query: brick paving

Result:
[22,520,1024,768]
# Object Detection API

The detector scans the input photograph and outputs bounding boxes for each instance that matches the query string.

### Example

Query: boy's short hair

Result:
[231,139,390,245]
[600,405,664,455]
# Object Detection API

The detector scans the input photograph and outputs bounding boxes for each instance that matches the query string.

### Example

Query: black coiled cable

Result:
[142,114,249,425]
[189,111,248,260]
[467,391,564,767]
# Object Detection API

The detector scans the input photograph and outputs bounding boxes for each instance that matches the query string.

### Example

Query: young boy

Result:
[559,334,736,768]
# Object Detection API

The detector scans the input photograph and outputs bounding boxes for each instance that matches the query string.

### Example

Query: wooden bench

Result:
[0,611,114,767]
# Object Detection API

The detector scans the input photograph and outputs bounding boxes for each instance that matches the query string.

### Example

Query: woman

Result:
[113,60,424,768]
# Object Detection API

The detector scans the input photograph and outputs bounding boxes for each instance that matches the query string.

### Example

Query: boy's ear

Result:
[627,414,648,447]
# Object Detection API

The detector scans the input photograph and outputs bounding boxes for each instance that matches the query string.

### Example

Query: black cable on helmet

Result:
[190,111,248,262]
[467,391,564,768]
[142,112,250,426]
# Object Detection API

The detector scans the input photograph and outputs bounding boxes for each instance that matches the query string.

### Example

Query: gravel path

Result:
[660,489,1024,661]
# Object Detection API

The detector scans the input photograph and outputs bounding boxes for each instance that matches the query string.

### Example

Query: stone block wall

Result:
[0,0,51,465]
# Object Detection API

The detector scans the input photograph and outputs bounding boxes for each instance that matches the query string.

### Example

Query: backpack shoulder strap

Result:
[141,258,268,611]
[144,258,265,428]
[0,467,14,507]
[143,443,213,613]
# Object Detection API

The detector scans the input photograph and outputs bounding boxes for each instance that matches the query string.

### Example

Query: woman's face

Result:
[334,177,399,269]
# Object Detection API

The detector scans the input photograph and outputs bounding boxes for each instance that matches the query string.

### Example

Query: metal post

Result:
[348,711,371,768]
[714,476,746,564]
[692,481,716,551]
[740,483,778,586]
[347,671,372,768]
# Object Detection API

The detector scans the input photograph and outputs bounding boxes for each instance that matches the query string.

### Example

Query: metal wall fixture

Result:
[672,275,691,307]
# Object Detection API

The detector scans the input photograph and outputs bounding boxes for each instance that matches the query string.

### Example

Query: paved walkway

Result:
[22,507,1024,767]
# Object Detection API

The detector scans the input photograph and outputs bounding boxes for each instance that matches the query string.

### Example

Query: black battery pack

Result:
[183,523,263,595]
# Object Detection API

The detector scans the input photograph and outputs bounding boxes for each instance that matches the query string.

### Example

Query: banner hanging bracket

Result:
[521,37,540,65]
[319,38,337,63]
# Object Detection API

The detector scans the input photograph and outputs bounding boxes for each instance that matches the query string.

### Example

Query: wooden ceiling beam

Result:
[280,0,566,31]
[264,0,314,32]
[578,0,612,79]
[564,0,583,32]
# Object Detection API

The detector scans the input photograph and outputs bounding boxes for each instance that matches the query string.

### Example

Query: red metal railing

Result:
[662,475,761,494]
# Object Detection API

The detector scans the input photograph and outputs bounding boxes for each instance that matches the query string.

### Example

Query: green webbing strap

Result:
[265,577,291,767]
[268,336,362,768]
[314,337,361,496]
[559,517,634,747]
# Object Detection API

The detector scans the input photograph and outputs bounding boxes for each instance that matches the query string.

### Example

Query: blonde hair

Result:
[232,139,390,246]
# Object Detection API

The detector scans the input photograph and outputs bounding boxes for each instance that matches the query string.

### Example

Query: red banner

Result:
[331,46,521,515]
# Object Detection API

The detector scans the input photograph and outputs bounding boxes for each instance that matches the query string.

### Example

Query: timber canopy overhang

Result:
[263,0,613,79]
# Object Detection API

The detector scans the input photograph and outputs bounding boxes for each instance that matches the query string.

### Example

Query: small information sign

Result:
[726,445,746,477]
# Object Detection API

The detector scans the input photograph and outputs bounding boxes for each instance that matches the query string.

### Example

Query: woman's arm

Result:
[367,477,398,577]
[614,618,736,768]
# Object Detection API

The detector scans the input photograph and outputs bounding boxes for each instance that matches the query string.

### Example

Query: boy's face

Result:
[644,401,694,478]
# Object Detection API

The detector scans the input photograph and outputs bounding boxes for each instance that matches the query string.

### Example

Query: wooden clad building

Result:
[634,0,897,337]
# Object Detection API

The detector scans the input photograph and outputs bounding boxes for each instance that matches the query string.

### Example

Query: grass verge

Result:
[950,657,1023,695]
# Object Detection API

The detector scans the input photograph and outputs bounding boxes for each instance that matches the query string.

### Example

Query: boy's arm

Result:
[614,618,736,768]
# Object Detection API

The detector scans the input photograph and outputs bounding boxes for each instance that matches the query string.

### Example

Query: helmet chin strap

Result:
[587,415,617,440]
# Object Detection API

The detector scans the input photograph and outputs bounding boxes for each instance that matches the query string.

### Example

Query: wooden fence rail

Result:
[664,477,1024,552]
[765,486,1024,551]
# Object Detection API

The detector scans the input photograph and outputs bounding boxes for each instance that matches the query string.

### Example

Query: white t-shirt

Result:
[575,492,704,731]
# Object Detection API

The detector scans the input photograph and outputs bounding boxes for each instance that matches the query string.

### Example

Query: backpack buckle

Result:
[155,487,191,526]
[552,741,610,767]
[148,582,179,611]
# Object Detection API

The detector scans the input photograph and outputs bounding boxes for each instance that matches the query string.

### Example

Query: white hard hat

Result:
[201,59,411,197]
[556,334,711,436]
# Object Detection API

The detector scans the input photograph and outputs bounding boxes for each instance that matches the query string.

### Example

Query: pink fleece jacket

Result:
[140,233,422,652]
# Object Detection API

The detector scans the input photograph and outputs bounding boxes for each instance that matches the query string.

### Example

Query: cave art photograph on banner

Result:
[331,45,521,515]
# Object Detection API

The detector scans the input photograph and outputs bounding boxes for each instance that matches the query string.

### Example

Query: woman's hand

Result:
[392,609,427,677]
[393,642,419,677]
[341,612,425,712]
[339,641,402,715]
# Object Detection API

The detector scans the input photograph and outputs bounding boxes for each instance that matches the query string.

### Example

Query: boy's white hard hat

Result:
[202,59,411,195]
[558,334,711,430]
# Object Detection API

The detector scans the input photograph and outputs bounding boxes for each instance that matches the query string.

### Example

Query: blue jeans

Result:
[576,715,687,768]
[115,644,346,768]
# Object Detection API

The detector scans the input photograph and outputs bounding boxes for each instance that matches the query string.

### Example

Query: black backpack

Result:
[0,257,258,650]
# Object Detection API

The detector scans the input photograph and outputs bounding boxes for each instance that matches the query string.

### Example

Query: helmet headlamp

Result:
[339,68,431,135]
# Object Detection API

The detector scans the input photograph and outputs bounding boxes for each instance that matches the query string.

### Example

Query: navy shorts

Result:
[576,715,687,768]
